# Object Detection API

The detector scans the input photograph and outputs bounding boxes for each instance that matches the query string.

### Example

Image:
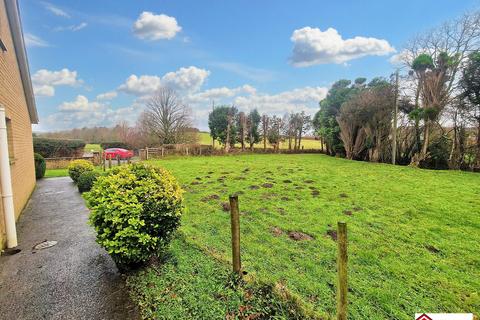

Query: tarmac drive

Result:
[0,177,138,320]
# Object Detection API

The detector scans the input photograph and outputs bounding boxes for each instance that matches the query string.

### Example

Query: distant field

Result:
[199,132,322,150]
[84,143,102,153]
[147,154,480,319]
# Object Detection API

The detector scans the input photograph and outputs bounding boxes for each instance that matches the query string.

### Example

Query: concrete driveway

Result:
[0,177,138,320]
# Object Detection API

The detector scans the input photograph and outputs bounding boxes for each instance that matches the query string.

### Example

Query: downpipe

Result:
[0,106,17,248]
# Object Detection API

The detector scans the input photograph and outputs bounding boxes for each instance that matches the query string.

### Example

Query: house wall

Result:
[0,0,36,249]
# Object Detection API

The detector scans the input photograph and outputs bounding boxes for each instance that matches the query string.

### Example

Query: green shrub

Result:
[68,159,94,183]
[34,153,46,179]
[84,163,184,268]
[33,137,86,158]
[77,171,100,193]
[100,141,130,150]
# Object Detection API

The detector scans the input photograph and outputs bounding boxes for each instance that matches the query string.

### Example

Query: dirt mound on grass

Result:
[222,202,230,212]
[326,229,337,241]
[288,231,314,241]
[249,185,260,190]
[261,183,274,188]
[270,227,283,236]
[201,194,220,202]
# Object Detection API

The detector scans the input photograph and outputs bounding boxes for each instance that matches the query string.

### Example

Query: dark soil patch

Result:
[204,175,211,179]
[217,176,227,182]
[242,168,250,173]
[201,194,220,202]
[304,179,314,183]
[262,193,277,200]
[221,202,230,212]
[232,190,245,196]
[425,245,440,254]
[311,190,320,197]
[339,193,348,198]
[288,231,314,241]
[234,176,246,180]
[191,181,201,185]
[265,170,273,174]
[326,229,337,241]
[207,171,214,174]
[220,171,230,175]
[353,206,363,212]
[261,183,274,188]
[343,210,353,216]
[282,179,292,183]
[195,177,202,181]
[270,227,283,237]
[249,185,260,190]
[266,177,274,181]
[294,186,304,190]
[280,196,290,201]
[277,208,286,215]
[308,186,317,190]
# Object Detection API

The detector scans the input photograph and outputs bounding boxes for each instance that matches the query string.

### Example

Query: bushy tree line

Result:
[208,106,312,151]
[314,11,480,170]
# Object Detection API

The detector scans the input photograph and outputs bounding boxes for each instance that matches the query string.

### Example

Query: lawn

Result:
[199,132,322,150]
[84,143,102,153]
[146,154,480,319]
[44,168,68,178]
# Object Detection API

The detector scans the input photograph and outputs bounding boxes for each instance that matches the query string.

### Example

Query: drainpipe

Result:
[0,106,17,248]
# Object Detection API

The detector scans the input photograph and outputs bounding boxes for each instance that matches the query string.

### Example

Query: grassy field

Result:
[44,168,68,178]
[84,143,103,152]
[199,132,322,150]
[144,154,480,319]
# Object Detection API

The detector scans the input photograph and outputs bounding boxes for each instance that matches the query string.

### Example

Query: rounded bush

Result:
[84,163,184,268]
[68,159,94,183]
[77,170,100,193]
[34,153,46,179]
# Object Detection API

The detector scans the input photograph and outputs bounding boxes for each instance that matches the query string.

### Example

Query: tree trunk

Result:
[225,121,231,153]
[420,120,430,160]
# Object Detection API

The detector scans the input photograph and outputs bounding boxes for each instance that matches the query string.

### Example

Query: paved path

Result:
[0,177,138,320]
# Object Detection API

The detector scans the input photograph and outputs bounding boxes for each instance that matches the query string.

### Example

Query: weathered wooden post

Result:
[337,222,348,320]
[102,151,105,171]
[145,147,149,160]
[108,154,112,169]
[186,147,189,156]
[161,147,164,157]
[127,158,131,164]
[229,195,241,274]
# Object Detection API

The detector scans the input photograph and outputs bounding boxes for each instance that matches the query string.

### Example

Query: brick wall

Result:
[0,0,37,249]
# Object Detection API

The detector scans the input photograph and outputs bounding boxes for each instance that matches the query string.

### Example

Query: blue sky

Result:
[20,0,479,131]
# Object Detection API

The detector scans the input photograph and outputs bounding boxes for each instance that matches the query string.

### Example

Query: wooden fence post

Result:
[102,151,105,171]
[108,155,112,169]
[337,222,348,320]
[117,156,121,166]
[127,158,131,164]
[161,147,164,157]
[186,147,189,156]
[145,147,149,160]
[229,195,241,274]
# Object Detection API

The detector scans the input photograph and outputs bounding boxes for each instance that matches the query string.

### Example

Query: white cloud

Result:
[389,49,412,65]
[54,22,88,32]
[133,12,181,40]
[96,91,118,101]
[118,66,210,96]
[24,33,49,47]
[32,68,82,97]
[211,62,276,82]
[59,95,104,112]
[290,27,395,66]
[42,2,70,18]
[188,85,256,103]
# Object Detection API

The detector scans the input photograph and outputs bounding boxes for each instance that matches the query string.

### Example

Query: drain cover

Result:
[33,240,57,250]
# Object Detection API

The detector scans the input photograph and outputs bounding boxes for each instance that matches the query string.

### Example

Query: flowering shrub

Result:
[68,159,94,183]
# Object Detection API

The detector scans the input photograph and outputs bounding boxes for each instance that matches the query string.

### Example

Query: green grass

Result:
[44,168,68,178]
[85,143,102,153]
[199,132,322,150]
[127,235,311,319]
[145,154,480,319]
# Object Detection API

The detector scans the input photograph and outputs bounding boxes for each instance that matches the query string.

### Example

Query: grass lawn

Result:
[145,154,480,319]
[199,132,322,150]
[44,168,68,178]
[84,143,102,153]
[127,235,308,319]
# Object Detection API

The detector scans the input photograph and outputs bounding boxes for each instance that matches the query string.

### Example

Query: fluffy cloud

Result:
[32,68,82,97]
[290,27,395,66]
[118,66,210,96]
[96,91,118,101]
[24,33,49,48]
[59,95,104,112]
[133,12,181,40]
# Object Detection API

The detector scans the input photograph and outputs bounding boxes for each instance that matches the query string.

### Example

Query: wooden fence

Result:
[45,152,102,169]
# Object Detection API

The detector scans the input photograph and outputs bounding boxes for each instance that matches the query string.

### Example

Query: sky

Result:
[20,0,479,132]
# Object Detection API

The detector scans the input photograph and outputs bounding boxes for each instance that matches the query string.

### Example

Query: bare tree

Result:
[143,88,193,145]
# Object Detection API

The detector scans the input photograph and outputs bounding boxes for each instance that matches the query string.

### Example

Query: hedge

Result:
[100,142,131,150]
[33,138,86,158]
[34,153,46,179]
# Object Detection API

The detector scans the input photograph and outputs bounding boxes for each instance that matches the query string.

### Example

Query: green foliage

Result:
[68,159,94,183]
[33,137,86,158]
[208,106,238,146]
[422,135,450,170]
[412,53,434,72]
[460,51,480,107]
[246,109,261,147]
[99,142,130,150]
[34,153,46,179]
[77,170,100,193]
[85,163,184,268]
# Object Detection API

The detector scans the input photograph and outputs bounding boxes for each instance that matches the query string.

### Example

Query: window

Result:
[6,118,14,162]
